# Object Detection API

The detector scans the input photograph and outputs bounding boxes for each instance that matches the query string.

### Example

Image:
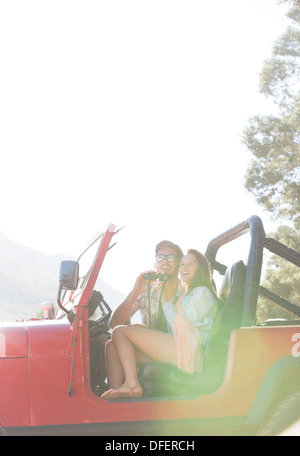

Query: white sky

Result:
[0,0,291,295]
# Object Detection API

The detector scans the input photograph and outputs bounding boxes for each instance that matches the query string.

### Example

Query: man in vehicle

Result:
[106,240,185,389]
[109,240,184,330]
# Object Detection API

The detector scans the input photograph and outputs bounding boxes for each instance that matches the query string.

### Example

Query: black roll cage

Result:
[205,215,300,326]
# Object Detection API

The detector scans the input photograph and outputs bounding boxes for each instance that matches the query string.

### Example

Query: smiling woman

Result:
[179,249,213,291]
[180,254,198,285]
[163,249,220,347]
[100,248,219,399]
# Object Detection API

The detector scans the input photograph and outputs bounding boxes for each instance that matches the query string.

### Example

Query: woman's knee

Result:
[111,324,128,342]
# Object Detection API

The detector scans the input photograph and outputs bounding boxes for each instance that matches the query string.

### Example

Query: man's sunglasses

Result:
[155,253,178,263]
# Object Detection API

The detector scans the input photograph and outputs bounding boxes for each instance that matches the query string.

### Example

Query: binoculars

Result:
[143,272,169,281]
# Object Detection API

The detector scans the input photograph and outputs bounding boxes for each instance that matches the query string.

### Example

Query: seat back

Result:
[204,260,246,368]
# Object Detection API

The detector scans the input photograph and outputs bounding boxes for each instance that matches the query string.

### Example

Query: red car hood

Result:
[0,322,28,358]
[0,320,72,359]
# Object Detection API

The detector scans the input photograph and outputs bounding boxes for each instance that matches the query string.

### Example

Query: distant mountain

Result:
[0,232,125,321]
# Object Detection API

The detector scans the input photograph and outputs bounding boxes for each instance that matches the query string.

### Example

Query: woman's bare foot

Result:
[101,384,143,400]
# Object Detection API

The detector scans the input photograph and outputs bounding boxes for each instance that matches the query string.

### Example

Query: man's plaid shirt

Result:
[128,280,185,329]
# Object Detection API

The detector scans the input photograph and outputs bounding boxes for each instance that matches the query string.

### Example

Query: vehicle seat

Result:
[139,261,246,396]
[203,260,246,368]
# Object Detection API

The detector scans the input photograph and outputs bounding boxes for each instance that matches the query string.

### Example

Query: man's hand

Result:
[133,270,157,295]
[109,269,157,329]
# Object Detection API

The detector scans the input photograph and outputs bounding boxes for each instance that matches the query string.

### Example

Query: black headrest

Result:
[219,261,246,304]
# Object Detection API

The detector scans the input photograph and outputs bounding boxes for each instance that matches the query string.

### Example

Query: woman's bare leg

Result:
[101,326,177,399]
[113,325,177,365]
[105,339,124,389]
[105,338,152,389]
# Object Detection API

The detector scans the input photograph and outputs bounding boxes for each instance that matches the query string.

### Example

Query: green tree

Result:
[280,1,300,9]
[243,8,300,223]
[242,7,300,321]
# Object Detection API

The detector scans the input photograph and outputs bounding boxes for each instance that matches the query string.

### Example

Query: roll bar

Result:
[205,215,300,326]
[205,215,265,326]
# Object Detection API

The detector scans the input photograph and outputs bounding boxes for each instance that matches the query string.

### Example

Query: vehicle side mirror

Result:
[59,260,79,290]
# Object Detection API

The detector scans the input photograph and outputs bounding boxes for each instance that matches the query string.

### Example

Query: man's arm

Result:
[109,270,155,329]
[109,288,140,329]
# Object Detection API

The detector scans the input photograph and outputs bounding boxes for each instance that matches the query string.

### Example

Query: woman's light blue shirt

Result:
[162,286,219,345]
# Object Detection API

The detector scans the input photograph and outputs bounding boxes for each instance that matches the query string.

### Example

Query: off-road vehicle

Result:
[0,216,299,435]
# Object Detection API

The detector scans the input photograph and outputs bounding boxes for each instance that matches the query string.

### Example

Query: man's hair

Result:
[155,240,183,259]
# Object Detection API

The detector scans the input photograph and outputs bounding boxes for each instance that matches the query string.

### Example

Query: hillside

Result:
[0,233,125,321]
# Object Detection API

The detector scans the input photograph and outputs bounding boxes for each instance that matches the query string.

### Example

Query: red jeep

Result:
[0,216,299,436]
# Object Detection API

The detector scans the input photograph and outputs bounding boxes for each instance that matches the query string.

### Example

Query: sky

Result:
[0,0,291,295]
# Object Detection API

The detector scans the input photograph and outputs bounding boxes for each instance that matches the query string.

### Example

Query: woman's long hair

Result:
[185,249,219,299]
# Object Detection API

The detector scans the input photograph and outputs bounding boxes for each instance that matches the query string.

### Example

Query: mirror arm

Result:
[57,282,74,322]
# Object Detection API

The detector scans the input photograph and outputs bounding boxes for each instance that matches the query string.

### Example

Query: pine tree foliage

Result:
[243,8,300,224]
[242,7,300,321]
